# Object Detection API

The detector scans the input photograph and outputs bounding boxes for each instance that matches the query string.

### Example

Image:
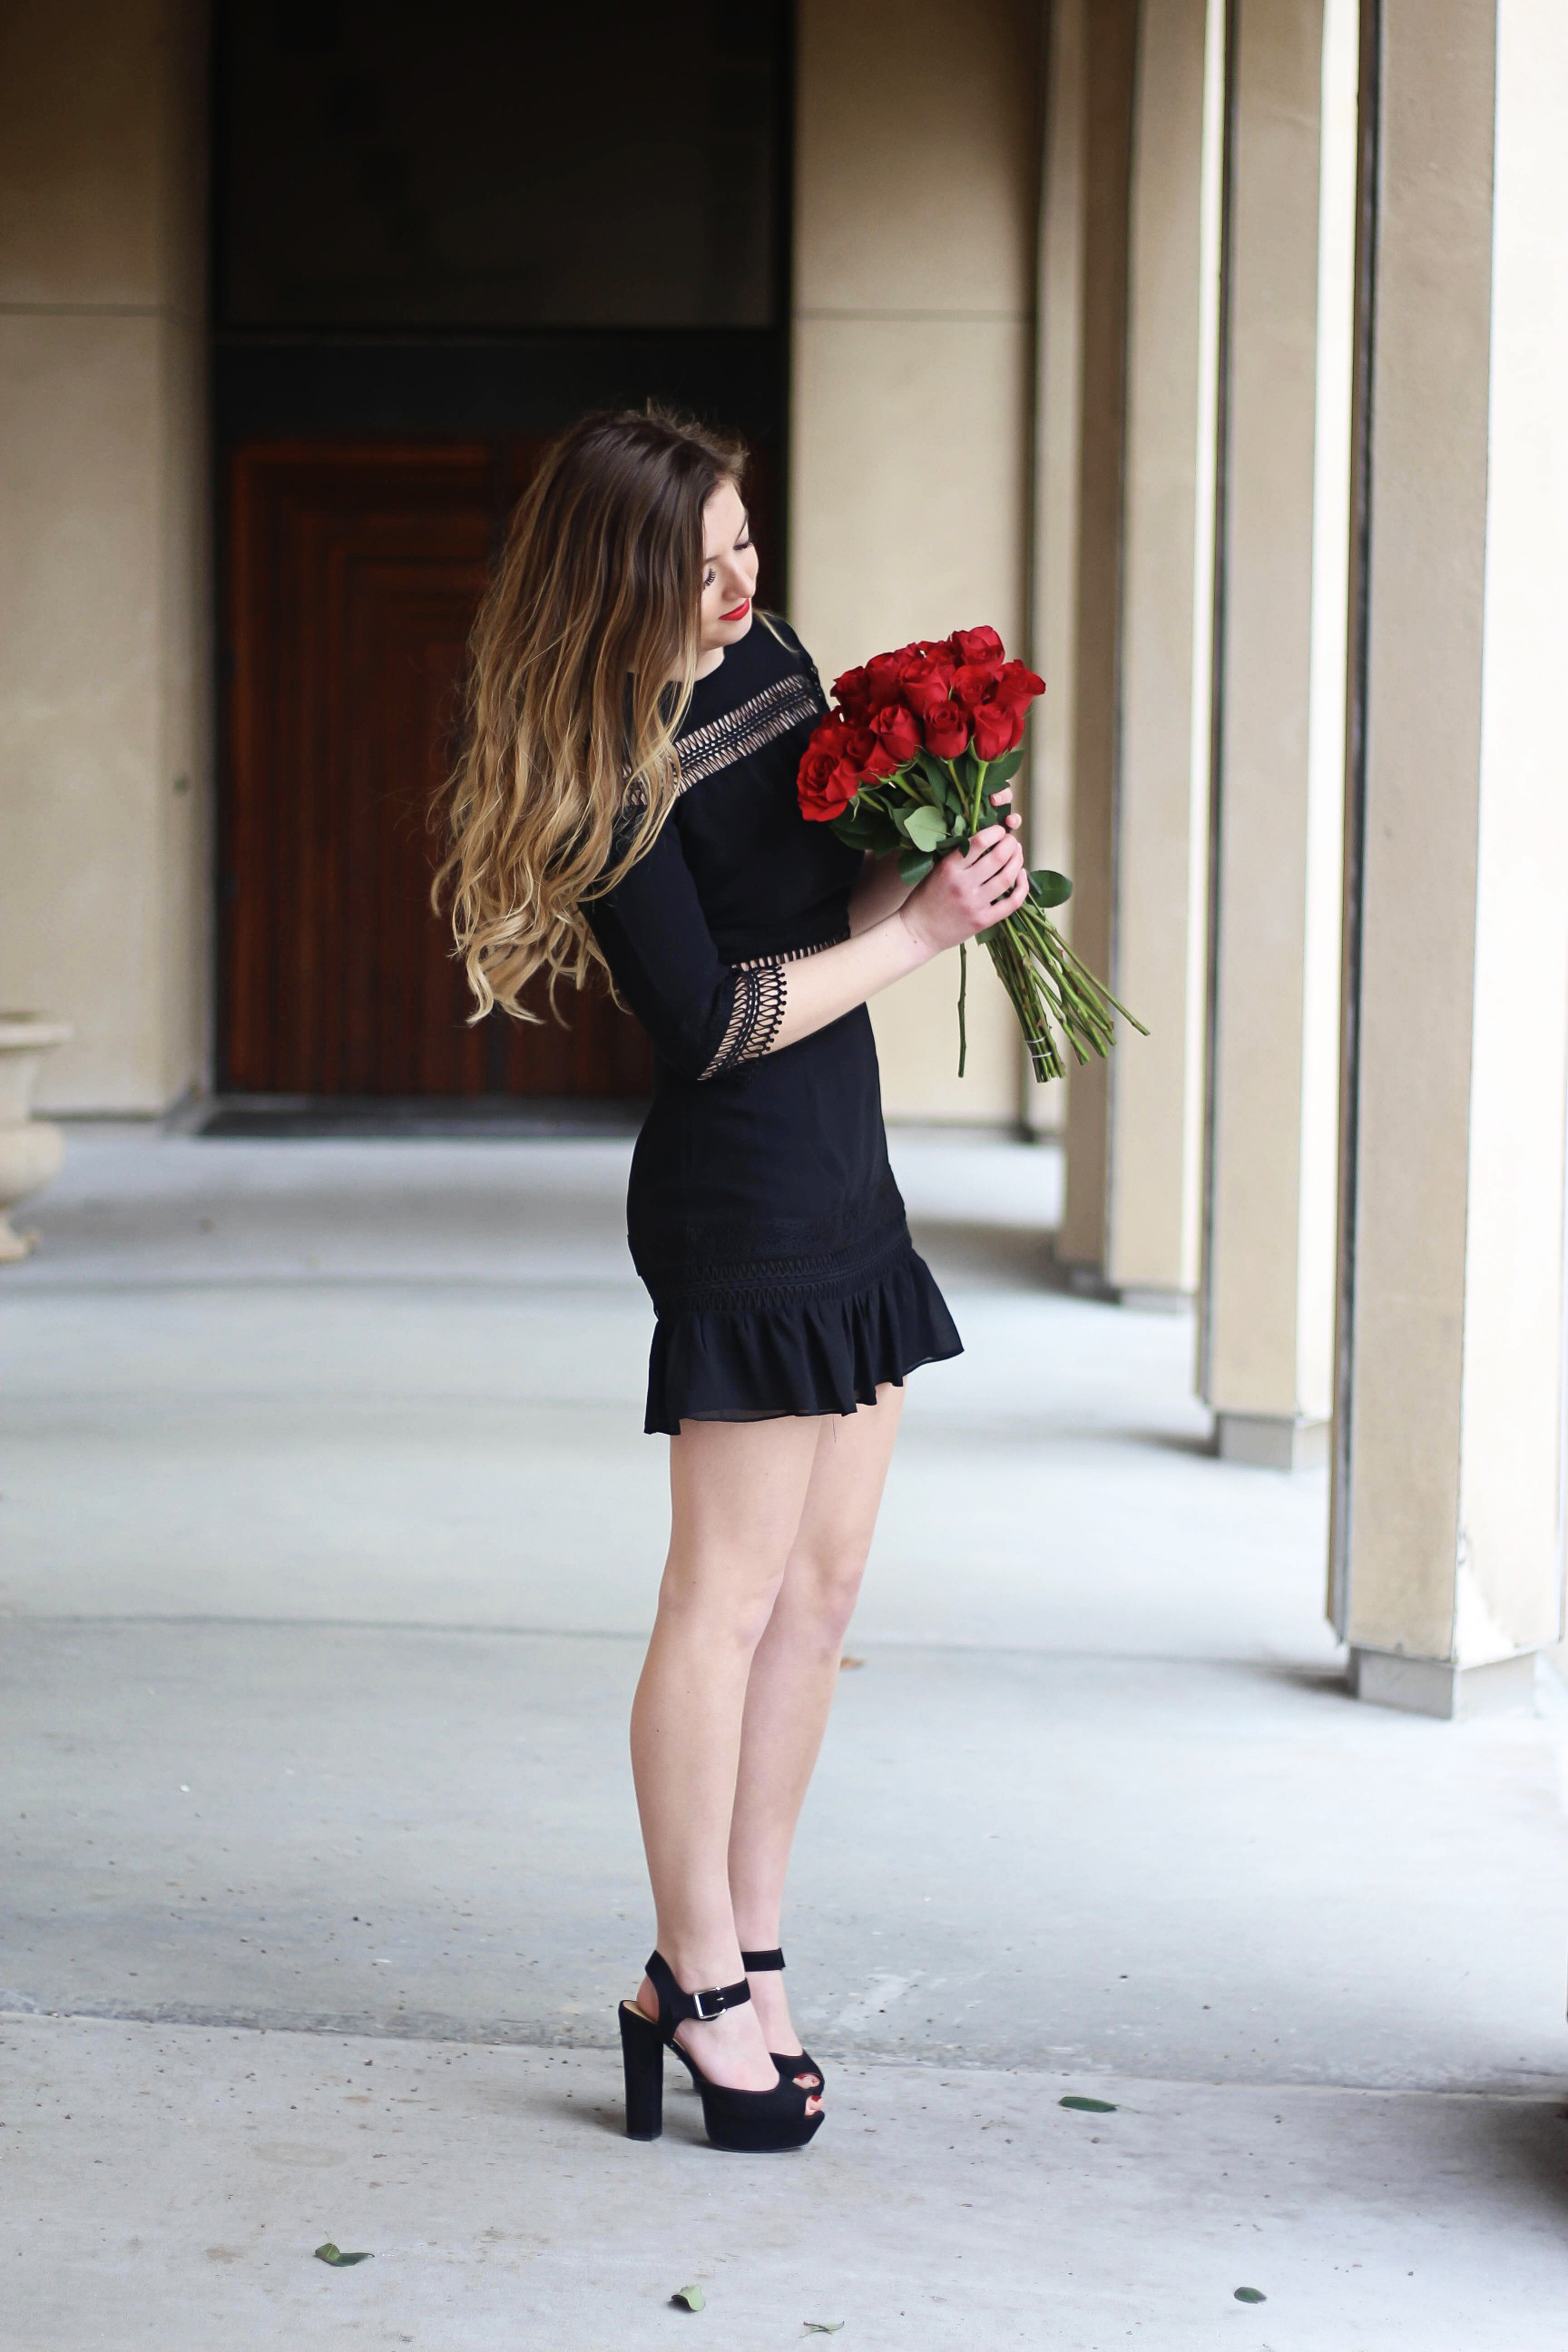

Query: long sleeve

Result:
[585,817,787,1083]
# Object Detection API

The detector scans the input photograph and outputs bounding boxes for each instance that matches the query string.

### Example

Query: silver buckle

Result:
[690,1986,726,2021]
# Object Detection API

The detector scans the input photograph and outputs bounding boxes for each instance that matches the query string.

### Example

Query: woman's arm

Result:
[769,814,1028,1054]
[585,793,1026,1081]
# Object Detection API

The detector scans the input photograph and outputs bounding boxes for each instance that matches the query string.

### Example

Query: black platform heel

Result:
[618,1950,824,2152]
[741,1946,826,2093]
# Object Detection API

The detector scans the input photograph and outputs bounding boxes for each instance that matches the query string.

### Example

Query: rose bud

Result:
[994,659,1046,709]
[870,702,922,765]
[952,662,1005,713]
[832,665,871,720]
[838,723,894,779]
[949,625,1005,666]
[862,652,907,710]
[923,700,972,760]
[972,701,1025,760]
[900,656,956,718]
[798,743,859,819]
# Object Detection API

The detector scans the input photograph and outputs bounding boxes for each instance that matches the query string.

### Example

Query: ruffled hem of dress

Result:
[642,1245,962,1436]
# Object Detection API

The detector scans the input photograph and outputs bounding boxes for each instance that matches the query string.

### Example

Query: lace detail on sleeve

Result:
[699,963,789,1081]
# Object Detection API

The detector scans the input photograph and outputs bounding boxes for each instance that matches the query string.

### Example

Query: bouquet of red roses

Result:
[797,626,1142,1082]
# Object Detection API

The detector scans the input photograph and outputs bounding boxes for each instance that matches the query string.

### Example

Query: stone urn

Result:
[0,1015,73,1262]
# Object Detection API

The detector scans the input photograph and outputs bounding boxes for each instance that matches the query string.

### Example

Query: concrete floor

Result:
[4,1122,1568,2348]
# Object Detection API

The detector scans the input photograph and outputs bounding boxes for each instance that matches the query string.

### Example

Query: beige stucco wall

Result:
[0,0,210,1112]
[789,0,1039,1123]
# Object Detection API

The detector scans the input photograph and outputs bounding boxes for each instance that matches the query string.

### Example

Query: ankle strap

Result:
[740,1947,785,1973]
[645,1949,751,2024]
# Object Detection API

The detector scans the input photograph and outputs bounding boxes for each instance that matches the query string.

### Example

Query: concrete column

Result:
[1091,0,1224,1304]
[1333,0,1568,1717]
[1056,0,1139,1261]
[790,0,1040,1126]
[1199,0,1357,1467]
[1024,0,1086,1142]
[0,1,211,1112]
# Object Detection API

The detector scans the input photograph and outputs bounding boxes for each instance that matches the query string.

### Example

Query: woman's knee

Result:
[657,1545,789,1652]
[780,1539,870,1643]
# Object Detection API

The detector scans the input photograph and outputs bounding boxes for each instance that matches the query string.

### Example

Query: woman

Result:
[440,408,1027,2153]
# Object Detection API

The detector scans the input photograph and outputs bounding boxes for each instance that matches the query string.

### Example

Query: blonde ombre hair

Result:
[436,407,746,1023]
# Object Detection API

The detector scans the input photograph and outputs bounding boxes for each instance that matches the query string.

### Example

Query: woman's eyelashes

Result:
[704,538,754,589]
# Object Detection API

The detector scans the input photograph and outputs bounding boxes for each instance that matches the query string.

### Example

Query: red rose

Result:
[899,656,956,718]
[951,661,1004,714]
[870,701,921,766]
[923,700,971,760]
[832,665,871,720]
[994,659,1045,710]
[862,652,907,711]
[949,625,1005,666]
[844,721,899,779]
[972,700,1026,760]
[798,742,860,821]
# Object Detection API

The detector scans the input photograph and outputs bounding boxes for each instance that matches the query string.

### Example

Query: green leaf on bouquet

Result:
[897,848,935,887]
[903,803,948,853]
[985,746,1026,788]
[1029,868,1073,907]
[832,807,888,853]
[914,751,962,805]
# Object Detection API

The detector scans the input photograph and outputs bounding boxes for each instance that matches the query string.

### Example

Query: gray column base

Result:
[1214,1411,1329,1471]
[1349,1648,1538,1720]
[1057,1263,1193,1314]
[1114,1283,1192,1316]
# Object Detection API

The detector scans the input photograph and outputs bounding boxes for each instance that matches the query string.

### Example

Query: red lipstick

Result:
[720,597,750,622]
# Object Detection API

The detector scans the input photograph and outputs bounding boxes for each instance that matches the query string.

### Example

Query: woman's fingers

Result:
[968,836,1024,888]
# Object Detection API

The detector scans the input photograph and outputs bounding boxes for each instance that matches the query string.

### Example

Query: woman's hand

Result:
[897,796,1028,959]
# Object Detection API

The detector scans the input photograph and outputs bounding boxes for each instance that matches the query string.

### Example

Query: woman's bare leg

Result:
[728,1383,905,2063]
[630,1411,824,2098]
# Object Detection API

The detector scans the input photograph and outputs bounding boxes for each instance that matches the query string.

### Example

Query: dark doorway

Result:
[212,0,792,1103]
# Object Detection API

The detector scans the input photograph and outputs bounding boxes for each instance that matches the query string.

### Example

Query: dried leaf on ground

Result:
[314,2242,373,2267]
[671,2283,706,2311]
[1233,2287,1267,2303]
[839,1657,866,1671]
[1059,2095,1118,2113]
[803,2326,846,2336]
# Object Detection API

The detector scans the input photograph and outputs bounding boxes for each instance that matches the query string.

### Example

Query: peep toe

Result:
[742,1945,826,2093]
[618,1949,825,2152]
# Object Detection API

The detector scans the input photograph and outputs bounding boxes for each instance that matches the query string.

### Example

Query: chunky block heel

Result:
[741,1945,825,2094]
[615,1950,824,2153]
[619,1998,666,2141]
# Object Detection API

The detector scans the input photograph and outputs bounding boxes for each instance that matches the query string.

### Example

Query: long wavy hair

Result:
[436,406,746,1023]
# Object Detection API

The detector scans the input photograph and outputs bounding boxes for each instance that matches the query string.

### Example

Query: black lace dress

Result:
[586,614,962,1436]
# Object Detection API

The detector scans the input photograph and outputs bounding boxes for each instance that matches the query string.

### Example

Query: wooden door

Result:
[221,439,654,1098]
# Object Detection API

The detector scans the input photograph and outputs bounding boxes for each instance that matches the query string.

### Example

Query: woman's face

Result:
[694,478,760,667]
